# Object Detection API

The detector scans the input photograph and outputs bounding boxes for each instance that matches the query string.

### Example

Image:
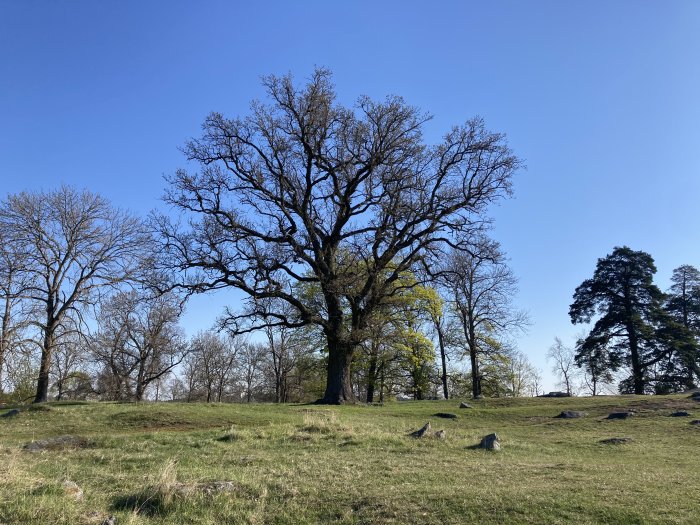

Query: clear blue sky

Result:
[2,1,699,391]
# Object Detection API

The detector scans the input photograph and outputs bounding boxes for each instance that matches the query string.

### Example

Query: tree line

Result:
[1,68,544,404]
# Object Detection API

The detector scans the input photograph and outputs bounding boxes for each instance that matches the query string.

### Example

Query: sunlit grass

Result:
[0,395,698,524]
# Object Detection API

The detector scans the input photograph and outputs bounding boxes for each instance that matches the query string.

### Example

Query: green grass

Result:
[0,395,698,524]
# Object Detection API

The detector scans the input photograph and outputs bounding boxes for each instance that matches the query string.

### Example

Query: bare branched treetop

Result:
[156,68,521,403]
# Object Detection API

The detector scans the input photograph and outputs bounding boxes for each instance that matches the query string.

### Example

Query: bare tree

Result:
[0,186,148,402]
[156,68,519,403]
[187,330,239,402]
[238,342,265,403]
[92,291,188,401]
[547,337,578,396]
[443,237,528,398]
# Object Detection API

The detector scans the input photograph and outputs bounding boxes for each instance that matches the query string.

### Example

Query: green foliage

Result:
[570,246,680,394]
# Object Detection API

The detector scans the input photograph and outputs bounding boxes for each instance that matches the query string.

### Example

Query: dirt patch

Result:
[24,435,91,452]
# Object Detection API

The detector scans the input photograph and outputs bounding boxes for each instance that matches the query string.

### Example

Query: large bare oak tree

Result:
[157,69,519,403]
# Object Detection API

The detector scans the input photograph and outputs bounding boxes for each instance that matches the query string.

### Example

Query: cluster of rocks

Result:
[409,422,445,439]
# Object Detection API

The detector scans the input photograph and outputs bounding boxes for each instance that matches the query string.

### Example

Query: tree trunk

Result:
[436,325,449,399]
[366,341,379,403]
[33,316,56,403]
[627,322,644,395]
[318,339,355,404]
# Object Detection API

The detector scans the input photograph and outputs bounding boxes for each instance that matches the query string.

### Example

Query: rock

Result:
[670,411,691,417]
[690,420,700,425]
[101,516,117,525]
[479,433,500,451]
[459,402,472,409]
[606,412,634,420]
[408,422,431,438]
[1,409,20,418]
[434,430,446,439]
[62,480,83,501]
[600,437,632,444]
[23,435,90,452]
[556,410,586,419]
[433,412,458,419]
[538,391,570,398]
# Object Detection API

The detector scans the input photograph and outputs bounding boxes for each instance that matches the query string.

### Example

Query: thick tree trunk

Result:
[627,322,645,395]
[33,317,56,403]
[318,339,355,404]
[366,341,379,403]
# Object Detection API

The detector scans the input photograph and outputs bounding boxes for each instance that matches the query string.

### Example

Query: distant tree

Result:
[186,331,239,402]
[0,186,148,402]
[156,68,520,404]
[662,265,700,388]
[444,237,528,398]
[238,342,266,402]
[575,339,617,396]
[547,337,578,396]
[92,291,188,401]
[569,246,674,394]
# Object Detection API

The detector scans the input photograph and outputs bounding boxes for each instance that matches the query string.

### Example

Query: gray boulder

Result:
[409,422,431,438]
[434,430,446,440]
[479,433,500,451]
[459,402,472,409]
[433,412,458,419]
[556,410,586,419]
[600,437,632,444]
[606,412,634,420]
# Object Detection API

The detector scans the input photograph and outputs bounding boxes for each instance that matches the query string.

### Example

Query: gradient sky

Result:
[2,1,699,391]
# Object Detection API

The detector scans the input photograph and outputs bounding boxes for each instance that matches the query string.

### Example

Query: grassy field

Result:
[0,395,698,524]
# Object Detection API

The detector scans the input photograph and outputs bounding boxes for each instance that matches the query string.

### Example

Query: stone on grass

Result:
[479,433,500,451]
[670,411,691,417]
[409,422,431,438]
[23,435,90,452]
[606,412,634,420]
[434,430,446,440]
[538,391,570,398]
[62,480,83,501]
[101,516,117,525]
[433,412,458,419]
[600,437,632,445]
[1,409,20,418]
[459,402,472,409]
[556,410,586,419]
[689,420,700,425]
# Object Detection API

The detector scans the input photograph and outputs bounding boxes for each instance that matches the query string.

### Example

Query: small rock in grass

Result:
[459,402,472,409]
[434,430,446,440]
[606,412,634,420]
[689,420,700,425]
[670,411,691,417]
[556,410,586,419]
[1,409,20,418]
[101,516,117,525]
[62,480,83,501]
[600,437,632,444]
[479,433,500,450]
[409,422,431,438]
[23,435,90,452]
[433,412,458,419]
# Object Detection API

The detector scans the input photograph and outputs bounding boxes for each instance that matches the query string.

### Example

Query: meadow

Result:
[1,394,698,524]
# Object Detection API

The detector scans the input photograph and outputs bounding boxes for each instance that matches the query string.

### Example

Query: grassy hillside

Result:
[1,395,698,524]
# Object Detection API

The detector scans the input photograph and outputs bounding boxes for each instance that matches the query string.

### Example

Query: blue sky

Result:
[2,1,699,390]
